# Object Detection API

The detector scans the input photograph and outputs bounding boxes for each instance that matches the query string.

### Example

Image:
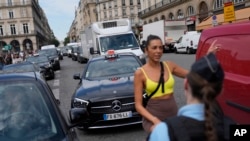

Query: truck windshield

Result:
[99,33,139,52]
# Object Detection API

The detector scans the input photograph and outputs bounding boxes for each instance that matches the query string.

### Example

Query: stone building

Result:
[0,0,53,53]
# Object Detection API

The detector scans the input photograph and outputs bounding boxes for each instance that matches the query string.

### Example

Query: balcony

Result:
[138,0,185,19]
[3,30,36,38]
[0,1,32,7]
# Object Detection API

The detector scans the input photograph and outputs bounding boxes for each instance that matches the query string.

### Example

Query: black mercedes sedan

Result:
[0,70,88,141]
[26,55,55,80]
[71,50,143,129]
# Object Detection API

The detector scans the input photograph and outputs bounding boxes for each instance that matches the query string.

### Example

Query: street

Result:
[47,53,196,141]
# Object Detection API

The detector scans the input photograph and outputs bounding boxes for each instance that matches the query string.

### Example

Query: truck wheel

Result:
[187,48,191,54]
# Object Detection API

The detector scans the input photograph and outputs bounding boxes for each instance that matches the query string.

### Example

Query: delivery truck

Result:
[80,19,146,64]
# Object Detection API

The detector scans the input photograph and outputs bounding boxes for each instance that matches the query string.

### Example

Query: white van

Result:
[41,44,56,50]
[174,31,201,54]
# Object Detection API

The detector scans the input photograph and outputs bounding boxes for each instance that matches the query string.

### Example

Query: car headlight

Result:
[55,57,59,61]
[74,53,77,56]
[73,98,89,108]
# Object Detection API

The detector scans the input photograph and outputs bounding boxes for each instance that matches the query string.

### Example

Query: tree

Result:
[50,38,60,47]
[64,36,70,46]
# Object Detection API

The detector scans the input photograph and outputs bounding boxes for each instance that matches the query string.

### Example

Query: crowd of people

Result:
[0,50,35,69]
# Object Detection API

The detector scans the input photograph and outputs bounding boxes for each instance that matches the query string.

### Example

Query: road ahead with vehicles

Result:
[47,53,195,141]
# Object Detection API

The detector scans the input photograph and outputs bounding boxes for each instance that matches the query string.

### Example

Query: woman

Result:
[148,53,226,141]
[134,35,219,133]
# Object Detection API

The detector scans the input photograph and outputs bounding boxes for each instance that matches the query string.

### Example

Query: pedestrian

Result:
[134,34,220,133]
[148,53,233,141]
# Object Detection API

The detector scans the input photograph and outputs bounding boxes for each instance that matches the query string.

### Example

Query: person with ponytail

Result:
[148,53,229,141]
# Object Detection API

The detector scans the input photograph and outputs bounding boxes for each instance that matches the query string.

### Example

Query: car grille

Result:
[90,97,135,114]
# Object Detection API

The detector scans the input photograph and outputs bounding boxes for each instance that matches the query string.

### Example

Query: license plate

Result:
[103,111,132,120]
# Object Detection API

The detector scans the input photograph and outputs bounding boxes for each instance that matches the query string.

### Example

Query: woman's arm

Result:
[134,69,161,126]
[167,61,188,78]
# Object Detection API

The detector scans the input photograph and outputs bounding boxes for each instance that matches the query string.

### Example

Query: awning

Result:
[196,7,250,30]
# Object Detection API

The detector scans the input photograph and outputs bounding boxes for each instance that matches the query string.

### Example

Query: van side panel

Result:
[196,22,250,124]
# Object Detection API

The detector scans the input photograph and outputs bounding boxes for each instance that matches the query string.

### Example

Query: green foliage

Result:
[50,38,60,47]
[64,37,70,46]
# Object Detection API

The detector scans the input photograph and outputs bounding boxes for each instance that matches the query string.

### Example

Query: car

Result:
[71,50,143,129]
[0,70,88,141]
[196,21,250,124]
[38,48,61,70]
[71,46,79,61]
[2,61,43,78]
[26,55,55,80]
[174,31,201,54]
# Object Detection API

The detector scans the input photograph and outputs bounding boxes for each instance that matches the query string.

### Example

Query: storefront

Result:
[196,7,250,31]
[186,16,196,31]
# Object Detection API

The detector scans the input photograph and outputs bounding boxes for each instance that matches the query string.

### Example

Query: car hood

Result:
[36,62,50,67]
[75,76,134,101]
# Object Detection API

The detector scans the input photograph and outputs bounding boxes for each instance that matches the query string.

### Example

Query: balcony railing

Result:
[2,30,36,37]
[0,1,32,7]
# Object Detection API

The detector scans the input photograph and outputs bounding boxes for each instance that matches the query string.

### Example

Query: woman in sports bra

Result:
[134,35,220,133]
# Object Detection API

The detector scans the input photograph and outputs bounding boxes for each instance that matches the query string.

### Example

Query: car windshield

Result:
[38,49,58,56]
[85,55,141,79]
[26,56,49,63]
[99,33,140,52]
[0,80,65,140]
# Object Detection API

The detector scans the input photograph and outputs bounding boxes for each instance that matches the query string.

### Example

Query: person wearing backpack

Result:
[148,53,233,141]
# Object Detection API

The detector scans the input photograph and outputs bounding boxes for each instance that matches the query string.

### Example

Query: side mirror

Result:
[69,108,89,125]
[73,73,81,79]
[89,47,94,55]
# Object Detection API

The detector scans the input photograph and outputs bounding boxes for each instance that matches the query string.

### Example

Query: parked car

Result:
[196,21,250,124]
[2,61,42,78]
[71,50,143,129]
[174,31,201,54]
[0,70,88,141]
[71,46,79,61]
[26,55,55,80]
[38,48,61,70]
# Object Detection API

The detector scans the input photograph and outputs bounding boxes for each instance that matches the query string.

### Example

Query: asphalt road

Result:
[47,53,196,141]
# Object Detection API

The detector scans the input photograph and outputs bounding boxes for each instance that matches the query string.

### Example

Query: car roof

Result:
[90,52,138,61]
[0,70,42,81]
[200,21,250,40]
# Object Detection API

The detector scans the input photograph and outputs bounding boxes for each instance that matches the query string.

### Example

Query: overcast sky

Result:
[39,0,79,41]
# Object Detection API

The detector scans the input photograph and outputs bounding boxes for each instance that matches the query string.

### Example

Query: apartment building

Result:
[68,0,143,41]
[0,0,53,53]
[139,0,249,31]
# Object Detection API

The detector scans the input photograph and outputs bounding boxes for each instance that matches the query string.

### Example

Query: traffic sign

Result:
[224,2,235,22]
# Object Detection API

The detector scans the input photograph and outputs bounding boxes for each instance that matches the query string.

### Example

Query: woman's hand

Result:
[207,40,221,54]
[150,117,161,132]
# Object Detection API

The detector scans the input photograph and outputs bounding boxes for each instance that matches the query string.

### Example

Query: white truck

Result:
[174,31,201,54]
[140,20,186,52]
[80,19,146,64]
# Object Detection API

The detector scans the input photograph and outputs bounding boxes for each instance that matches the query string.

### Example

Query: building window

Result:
[21,8,27,17]
[0,25,3,35]
[8,0,12,6]
[148,0,151,7]
[214,0,223,9]
[109,1,112,8]
[0,10,2,19]
[9,10,14,19]
[10,24,16,35]
[122,0,126,6]
[109,10,112,17]
[122,8,126,16]
[115,9,118,16]
[130,8,134,15]
[131,18,135,24]
[177,9,184,19]
[130,0,133,5]
[233,0,245,3]
[22,0,27,5]
[137,0,140,5]
[104,11,107,18]
[187,6,194,16]
[169,13,174,20]
[23,23,29,34]
[103,3,106,9]
[114,0,117,7]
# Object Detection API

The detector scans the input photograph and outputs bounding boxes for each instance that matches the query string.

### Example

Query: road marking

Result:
[52,88,60,100]
[53,79,60,87]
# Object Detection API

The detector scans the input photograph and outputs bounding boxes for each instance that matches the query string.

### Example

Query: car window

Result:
[38,49,58,56]
[0,81,65,140]
[85,56,141,79]
[26,56,49,63]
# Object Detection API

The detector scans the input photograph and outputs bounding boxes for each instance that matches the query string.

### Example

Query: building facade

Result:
[68,0,143,41]
[139,0,249,31]
[0,0,53,53]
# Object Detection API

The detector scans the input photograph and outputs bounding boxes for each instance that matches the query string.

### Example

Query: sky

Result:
[39,0,79,41]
